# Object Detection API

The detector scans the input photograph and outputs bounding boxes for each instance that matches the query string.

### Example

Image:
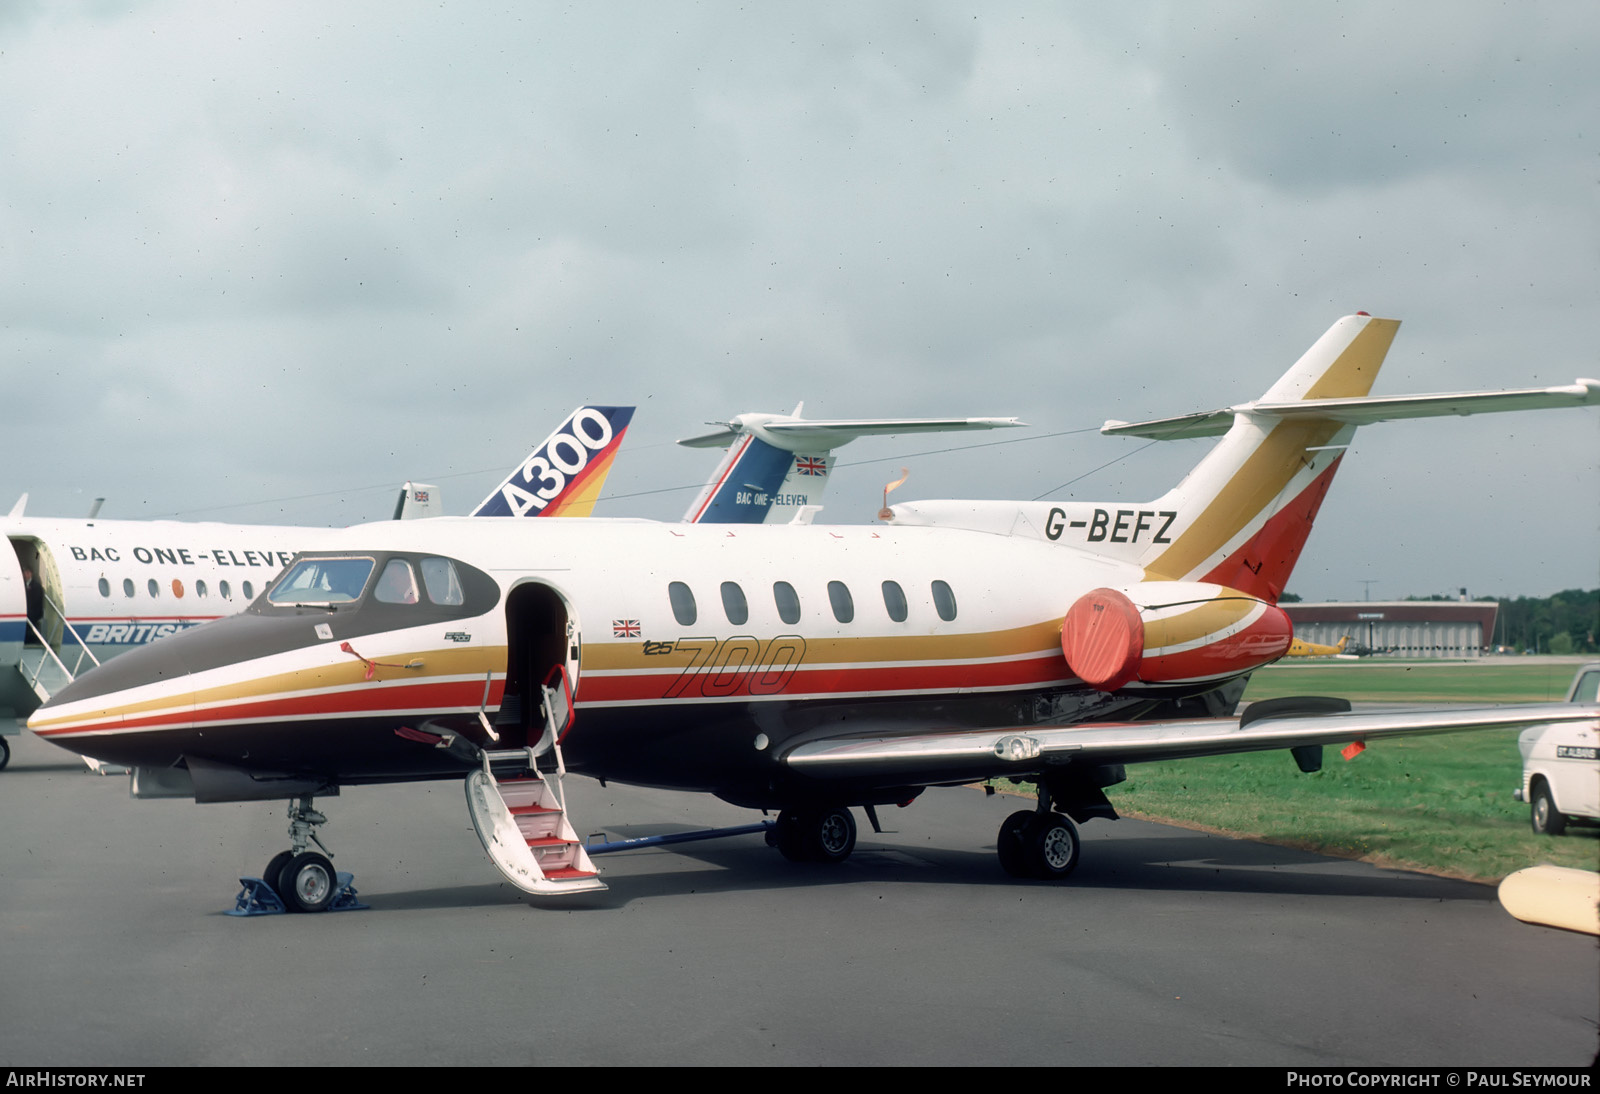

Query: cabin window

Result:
[98,578,110,598]
[122,578,135,598]
[196,580,208,598]
[668,582,697,626]
[721,581,748,626]
[171,579,185,599]
[242,581,255,600]
[828,581,854,623]
[881,580,908,623]
[374,559,420,605]
[773,581,801,625]
[932,580,957,622]
[147,579,160,599]
[220,581,232,599]
[421,557,464,606]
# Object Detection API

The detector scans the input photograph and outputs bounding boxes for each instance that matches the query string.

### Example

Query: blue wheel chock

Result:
[227,872,368,916]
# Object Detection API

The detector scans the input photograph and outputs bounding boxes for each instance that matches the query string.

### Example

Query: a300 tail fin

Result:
[471,406,635,518]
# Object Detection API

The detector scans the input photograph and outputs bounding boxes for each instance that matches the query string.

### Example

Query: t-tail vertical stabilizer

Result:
[1128,313,1399,602]
[886,313,1596,691]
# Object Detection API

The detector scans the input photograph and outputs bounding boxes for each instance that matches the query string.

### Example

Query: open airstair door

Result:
[464,585,603,895]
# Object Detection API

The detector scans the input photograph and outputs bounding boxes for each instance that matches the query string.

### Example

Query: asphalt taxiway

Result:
[1,729,1595,1067]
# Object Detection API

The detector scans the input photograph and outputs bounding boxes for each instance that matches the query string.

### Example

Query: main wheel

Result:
[997,810,1035,878]
[774,807,857,864]
[1026,812,1080,880]
[279,851,337,913]
[263,850,294,900]
[810,807,856,864]
[0,735,10,771]
[1530,782,1567,836]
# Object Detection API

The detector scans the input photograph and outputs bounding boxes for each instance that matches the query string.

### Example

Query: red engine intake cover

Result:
[1060,587,1144,692]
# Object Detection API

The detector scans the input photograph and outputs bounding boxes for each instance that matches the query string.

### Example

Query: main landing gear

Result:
[768,805,858,864]
[996,785,1083,881]
[245,796,362,914]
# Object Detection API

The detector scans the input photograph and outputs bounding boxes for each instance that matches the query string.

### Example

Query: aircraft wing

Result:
[1102,379,1600,439]
[783,703,1600,787]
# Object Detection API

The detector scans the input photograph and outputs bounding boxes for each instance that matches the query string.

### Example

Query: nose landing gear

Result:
[234,796,364,915]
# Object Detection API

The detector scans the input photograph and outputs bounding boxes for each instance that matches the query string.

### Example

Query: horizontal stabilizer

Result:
[1103,379,1600,439]
[680,415,1022,451]
[681,409,1024,525]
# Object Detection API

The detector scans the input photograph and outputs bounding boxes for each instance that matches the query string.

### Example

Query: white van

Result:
[1514,663,1600,835]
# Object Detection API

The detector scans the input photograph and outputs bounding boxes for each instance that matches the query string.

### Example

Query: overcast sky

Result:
[2,2,1595,602]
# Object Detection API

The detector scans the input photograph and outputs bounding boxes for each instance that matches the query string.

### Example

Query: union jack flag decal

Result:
[612,619,642,638]
[412,490,430,502]
[795,456,827,476]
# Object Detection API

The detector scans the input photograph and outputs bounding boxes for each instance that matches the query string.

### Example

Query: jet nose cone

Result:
[37,638,192,714]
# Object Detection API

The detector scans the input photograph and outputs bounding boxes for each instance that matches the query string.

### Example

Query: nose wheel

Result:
[248,796,362,914]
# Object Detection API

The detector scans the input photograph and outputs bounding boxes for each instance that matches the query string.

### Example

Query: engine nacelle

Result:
[1060,582,1293,692]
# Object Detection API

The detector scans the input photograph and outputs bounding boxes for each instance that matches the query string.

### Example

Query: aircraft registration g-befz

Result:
[27,315,1600,912]
[0,406,634,769]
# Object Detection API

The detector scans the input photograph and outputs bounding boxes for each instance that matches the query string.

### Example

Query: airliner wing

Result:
[783,703,1600,787]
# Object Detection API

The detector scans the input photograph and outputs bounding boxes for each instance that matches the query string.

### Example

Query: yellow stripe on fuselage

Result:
[579,618,1066,672]
[28,644,508,730]
[1141,596,1258,654]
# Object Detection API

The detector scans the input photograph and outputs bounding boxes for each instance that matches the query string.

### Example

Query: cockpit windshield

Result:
[266,557,376,606]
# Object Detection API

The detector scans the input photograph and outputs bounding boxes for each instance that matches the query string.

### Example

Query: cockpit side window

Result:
[421,557,465,606]
[267,557,375,606]
[374,559,420,605]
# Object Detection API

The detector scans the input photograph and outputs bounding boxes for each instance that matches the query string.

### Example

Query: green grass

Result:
[1112,731,1599,882]
[1244,659,1583,703]
[1007,659,1600,882]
